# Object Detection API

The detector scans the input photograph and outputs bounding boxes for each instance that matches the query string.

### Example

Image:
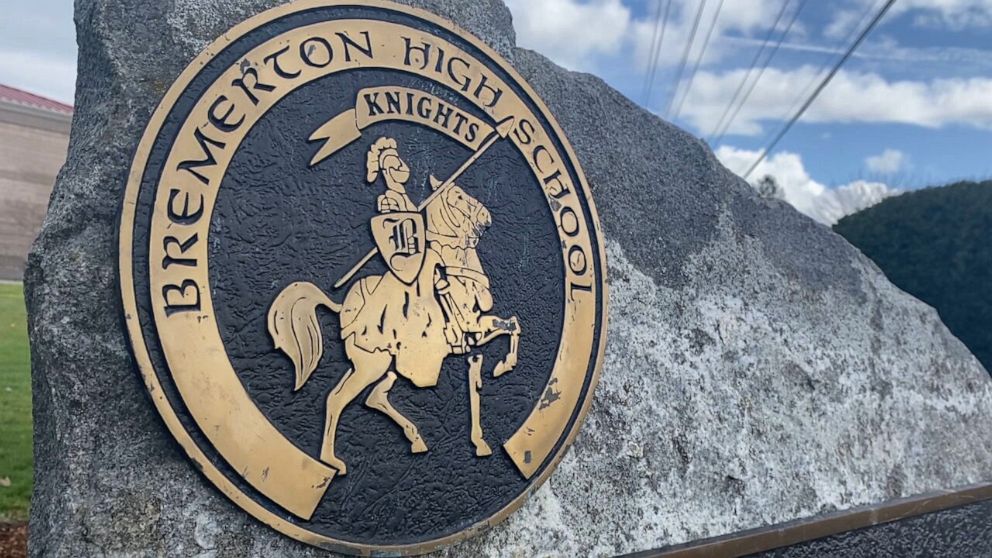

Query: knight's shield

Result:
[371,212,426,284]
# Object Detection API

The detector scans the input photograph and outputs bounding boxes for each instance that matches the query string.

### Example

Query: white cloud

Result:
[630,0,791,72]
[901,0,992,27]
[828,0,992,36]
[503,0,631,70]
[716,145,898,225]
[865,149,909,173]
[682,66,992,136]
[0,49,76,104]
[505,0,790,78]
[896,0,992,27]
[0,0,76,104]
[723,33,992,72]
[824,2,871,39]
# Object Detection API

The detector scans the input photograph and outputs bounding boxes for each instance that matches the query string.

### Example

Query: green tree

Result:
[755,175,781,200]
[835,180,992,374]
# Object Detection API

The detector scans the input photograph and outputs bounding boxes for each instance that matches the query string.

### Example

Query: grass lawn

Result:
[0,283,31,520]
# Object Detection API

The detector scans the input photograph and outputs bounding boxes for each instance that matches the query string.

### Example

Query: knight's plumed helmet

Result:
[366,137,402,183]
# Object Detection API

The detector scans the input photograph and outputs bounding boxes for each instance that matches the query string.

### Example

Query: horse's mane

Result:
[426,185,484,249]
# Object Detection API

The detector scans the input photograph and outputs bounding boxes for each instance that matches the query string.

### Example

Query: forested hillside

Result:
[835,181,992,374]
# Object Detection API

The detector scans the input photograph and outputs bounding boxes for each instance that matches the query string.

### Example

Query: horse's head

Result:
[427,182,491,248]
[445,184,491,233]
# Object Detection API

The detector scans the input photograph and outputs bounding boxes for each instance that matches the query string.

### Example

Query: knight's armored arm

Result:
[377,194,400,213]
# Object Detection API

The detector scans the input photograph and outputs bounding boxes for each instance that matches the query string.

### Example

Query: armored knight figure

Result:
[366,137,421,263]
[364,138,464,349]
[367,137,415,213]
[364,136,504,356]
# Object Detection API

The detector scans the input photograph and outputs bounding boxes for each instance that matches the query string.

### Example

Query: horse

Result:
[267,183,521,475]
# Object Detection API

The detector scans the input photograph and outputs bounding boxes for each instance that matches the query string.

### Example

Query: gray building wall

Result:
[0,102,71,280]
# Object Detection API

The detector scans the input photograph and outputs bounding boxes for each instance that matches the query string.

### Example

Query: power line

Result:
[670,0,726,120]
[756,0,884,152]
[643,0,673,106]
[705,0,792,142]
[665,0,708,118]
[712,0,808,144]
[713,0,806,143]
[642,0,665,102]
[743,0,898,179]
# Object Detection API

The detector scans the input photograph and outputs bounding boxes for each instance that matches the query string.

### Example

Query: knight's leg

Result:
[321,346,390,474]
[467,354,492,457]
[436,284,469,352]
[366,371,428,453]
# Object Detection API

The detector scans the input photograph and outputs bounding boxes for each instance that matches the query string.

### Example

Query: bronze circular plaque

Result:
[119,0,607,553]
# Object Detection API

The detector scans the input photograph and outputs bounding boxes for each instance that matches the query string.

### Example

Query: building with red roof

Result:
[0,84,73,280]
[0,84,74,116]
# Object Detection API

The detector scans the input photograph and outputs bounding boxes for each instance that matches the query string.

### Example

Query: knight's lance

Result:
[332,116,517,289]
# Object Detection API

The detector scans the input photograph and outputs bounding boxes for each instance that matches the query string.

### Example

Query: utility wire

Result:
[712,0,808,144]
[757,0,883,152]
[705,0,792,142]
[642,0,665,102]
[643,0,673,106]
[665,0,708,118]
[670,0,726,120]
[743,0,898,179]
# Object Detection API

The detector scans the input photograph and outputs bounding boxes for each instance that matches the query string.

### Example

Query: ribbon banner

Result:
[309,86,495,166]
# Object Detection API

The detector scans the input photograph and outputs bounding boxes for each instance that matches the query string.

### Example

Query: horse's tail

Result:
[267,281,342,391]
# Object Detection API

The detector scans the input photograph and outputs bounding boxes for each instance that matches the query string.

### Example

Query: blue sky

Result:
[505,0,992,222]
[2,0,990,223]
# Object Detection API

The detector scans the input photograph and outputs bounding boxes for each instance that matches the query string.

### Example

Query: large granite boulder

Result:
[26,0,992,556]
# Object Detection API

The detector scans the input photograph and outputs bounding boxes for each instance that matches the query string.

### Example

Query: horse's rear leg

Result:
[468,355,492,457]
[366,371,427,454]
[321,345,390,474]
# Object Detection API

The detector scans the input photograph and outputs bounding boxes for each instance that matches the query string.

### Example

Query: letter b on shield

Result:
[371,212,426,284]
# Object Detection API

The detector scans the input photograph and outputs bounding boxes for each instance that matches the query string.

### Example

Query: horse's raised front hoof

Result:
[322,454,348,475]
[493,357,515,377]
[474,438,493,457]
[411,437,428,454]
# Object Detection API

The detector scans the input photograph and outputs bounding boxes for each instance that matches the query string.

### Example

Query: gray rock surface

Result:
[25,0,992,556]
